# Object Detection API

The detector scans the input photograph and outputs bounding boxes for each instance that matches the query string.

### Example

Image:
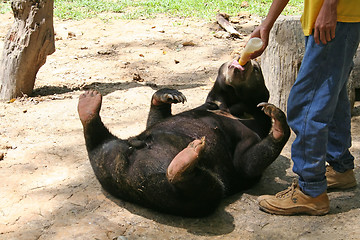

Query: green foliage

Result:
[0,1,11,14]
[54,0,126,20]
[0,0,304,20]
[246,0,303,17]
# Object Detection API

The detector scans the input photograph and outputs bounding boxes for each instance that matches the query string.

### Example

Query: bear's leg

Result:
[78,91,129,196]
[234,103,290,178]
[78,90,116,151]
[146,88,186,128]
[166,137,206,183]
[166,137,224,214]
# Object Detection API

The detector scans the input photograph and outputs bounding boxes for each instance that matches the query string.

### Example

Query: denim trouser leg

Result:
[326,75,354,173]
[287,22,360,197]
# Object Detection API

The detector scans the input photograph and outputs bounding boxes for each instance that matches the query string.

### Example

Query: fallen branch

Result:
[216,13,241,38]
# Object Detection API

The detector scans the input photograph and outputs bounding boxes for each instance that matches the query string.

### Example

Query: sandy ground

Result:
[0,12,360,240]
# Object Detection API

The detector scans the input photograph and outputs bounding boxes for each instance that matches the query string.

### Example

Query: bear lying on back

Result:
[78,57,290,217]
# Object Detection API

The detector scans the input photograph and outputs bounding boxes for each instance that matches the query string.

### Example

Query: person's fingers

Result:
[314,28,320,45]
[250,49,263,59]
[330,26,336,40]
[325,28,332,43]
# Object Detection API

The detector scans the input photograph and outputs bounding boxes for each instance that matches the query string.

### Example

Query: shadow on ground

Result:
[104,154,293,236]
[106,190,237,236]
[32,81,207,97]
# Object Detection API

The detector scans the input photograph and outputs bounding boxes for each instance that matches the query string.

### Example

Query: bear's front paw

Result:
[152,88,187,106]
[258,102,290,141]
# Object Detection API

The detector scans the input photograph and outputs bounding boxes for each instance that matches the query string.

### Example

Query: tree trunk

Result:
[348,47,360,113]
[0,0,55,100]
[261,16,304,112]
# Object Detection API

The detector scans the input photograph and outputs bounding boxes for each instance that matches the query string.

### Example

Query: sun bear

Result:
[78,58,290,217]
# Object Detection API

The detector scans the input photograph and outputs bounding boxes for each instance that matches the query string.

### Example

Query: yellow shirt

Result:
[301,0,360,36]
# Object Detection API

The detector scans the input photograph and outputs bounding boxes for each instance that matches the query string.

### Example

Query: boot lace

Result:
[275,179,298,199]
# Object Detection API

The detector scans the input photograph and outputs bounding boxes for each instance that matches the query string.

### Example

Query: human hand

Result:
[249,25,270,59]
[314,0,338,44]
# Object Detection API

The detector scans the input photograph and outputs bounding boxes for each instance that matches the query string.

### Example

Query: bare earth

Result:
[0,12,360,240]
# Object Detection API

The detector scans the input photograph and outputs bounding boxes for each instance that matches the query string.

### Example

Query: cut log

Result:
[348,47,360,112]
[0,0,55,100]
[261,16,304,112]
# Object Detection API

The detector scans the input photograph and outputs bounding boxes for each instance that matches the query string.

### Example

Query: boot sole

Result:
[259,206,330,216]
[327,181,357,190]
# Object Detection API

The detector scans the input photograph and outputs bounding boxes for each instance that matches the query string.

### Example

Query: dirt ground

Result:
[1,12,360,240]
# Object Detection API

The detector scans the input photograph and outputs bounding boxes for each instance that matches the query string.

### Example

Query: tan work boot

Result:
[326,165,357,189]
[258,180,330,216]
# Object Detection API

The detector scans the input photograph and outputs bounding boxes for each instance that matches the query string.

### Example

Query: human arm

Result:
[314,0,339,45]
[249,0,290,59]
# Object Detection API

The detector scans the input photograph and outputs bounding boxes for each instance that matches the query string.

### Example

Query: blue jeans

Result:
[287,22,360,197]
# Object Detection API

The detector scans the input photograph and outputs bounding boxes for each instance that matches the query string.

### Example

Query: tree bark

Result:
[261,16,304,112]
[0,0,55,100]
[348,47,360,112]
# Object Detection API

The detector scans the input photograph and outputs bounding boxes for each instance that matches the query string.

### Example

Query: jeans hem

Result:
[298,177,327,198]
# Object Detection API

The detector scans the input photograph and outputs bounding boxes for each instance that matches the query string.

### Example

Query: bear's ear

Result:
[251,60,264,77]
[252,59,261,68]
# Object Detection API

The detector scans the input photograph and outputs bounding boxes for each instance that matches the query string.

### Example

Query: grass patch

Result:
[54,0,127,20]
[0,0,303,20]
[0,1,11,14]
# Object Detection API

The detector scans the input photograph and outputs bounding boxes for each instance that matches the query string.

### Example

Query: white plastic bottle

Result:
[239,37,263,66]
